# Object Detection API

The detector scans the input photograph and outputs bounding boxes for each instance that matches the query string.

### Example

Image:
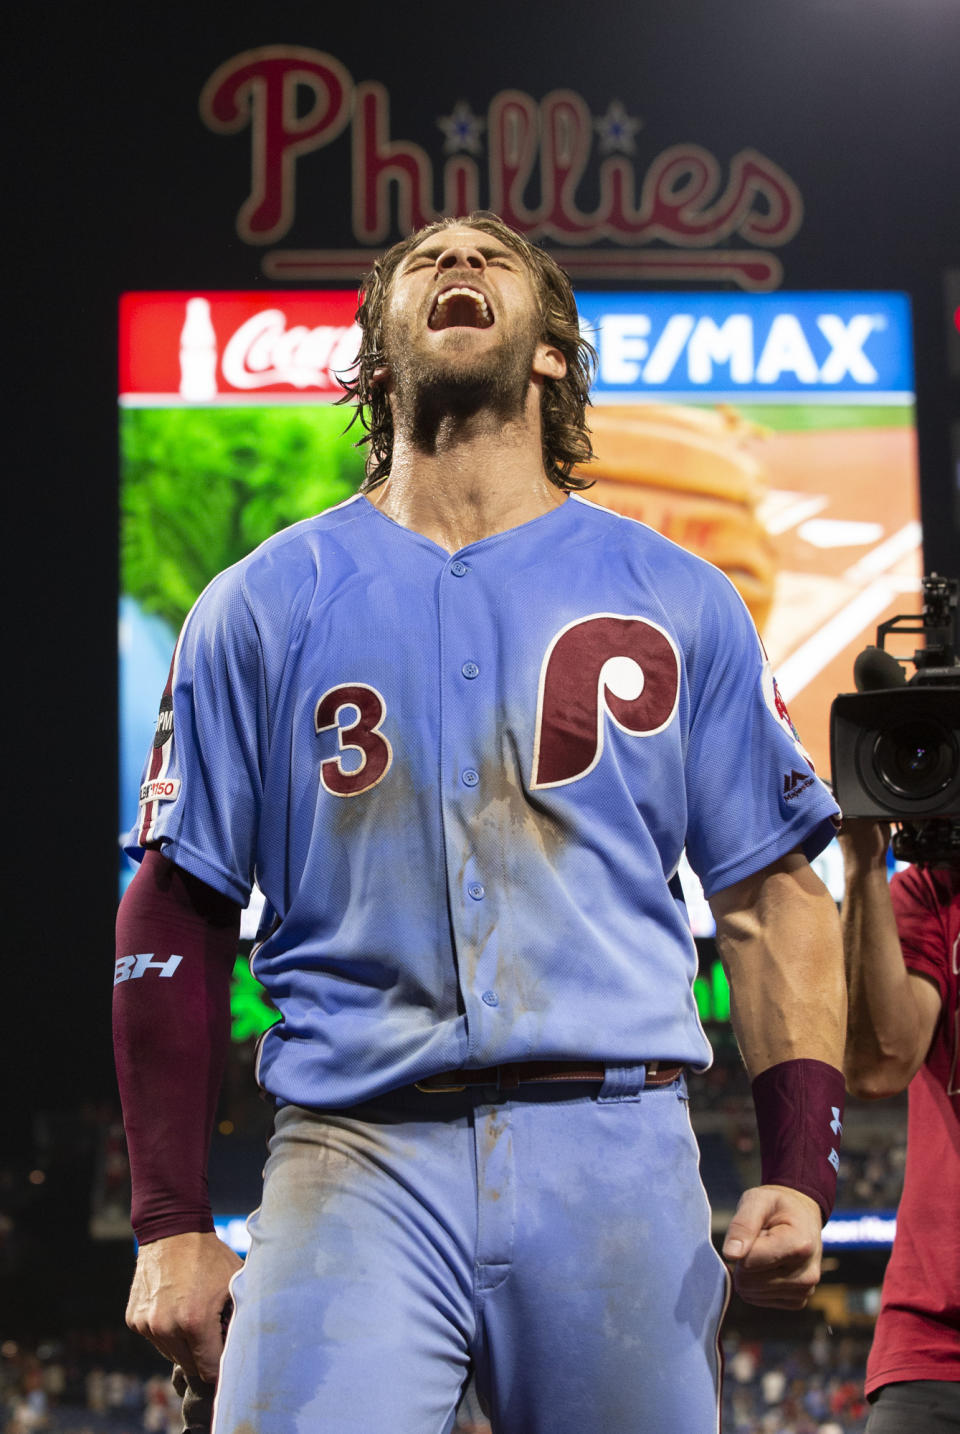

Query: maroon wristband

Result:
[751,1058,845,1224]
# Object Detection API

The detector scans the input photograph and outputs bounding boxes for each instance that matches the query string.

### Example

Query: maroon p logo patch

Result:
[531,615,681,789]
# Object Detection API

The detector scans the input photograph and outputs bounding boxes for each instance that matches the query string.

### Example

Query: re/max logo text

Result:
[596,312,884,387]
[576,292,913,397]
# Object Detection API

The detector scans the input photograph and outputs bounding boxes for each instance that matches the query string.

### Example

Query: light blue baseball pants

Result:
[213,1068,729,1434]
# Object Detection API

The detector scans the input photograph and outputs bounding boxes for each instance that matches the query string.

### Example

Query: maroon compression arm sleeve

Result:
[114,850,241,1245]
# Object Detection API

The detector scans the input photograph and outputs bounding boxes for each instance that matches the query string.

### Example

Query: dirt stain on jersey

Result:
[328,753,420,839]
[459,916,497,989]
[473,729,570,868]
[458,729,571,1018]
[323,716,571,1024]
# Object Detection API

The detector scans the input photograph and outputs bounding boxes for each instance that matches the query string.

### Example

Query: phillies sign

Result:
[200,45,803,290]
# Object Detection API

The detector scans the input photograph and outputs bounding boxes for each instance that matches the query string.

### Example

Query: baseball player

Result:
[115,213,847,1434]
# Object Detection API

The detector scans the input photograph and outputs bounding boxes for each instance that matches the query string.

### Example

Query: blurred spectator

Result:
[142,1374,179,1433]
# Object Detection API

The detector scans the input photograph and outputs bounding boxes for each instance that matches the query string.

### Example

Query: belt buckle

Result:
[415,1077,467,1093]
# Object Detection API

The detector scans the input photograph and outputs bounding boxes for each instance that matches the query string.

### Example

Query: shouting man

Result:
[116,213,846,1434]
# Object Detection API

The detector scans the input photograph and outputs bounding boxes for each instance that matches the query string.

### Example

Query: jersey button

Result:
[461,661,480,680]
[451,560,469,577]
[462,768,479,787]
[481,989,499,1006]
[468,882,485,900]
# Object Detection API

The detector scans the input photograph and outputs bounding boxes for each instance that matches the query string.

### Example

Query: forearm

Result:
[841,858,924,1095]
[114,851,239,1243]
[713,857,846,1076]
[711,853,846,1223]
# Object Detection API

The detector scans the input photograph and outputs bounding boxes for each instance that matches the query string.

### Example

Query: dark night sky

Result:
[7,1,959,1135]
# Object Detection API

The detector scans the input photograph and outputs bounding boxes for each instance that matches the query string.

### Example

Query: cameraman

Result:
[840,818,960,1432]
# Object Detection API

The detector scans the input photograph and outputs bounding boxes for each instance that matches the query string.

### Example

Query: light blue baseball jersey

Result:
[127,492,839,1109]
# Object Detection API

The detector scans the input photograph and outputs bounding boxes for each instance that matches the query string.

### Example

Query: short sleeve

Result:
[891,865,951,1004]
[122,566,266,904]
[683,574,839,897]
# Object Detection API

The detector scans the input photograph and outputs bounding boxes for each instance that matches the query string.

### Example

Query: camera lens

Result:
[872,719,958,800]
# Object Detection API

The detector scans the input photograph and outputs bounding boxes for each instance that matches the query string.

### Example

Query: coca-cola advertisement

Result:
[119,286,919,939]
[119,292,361,399]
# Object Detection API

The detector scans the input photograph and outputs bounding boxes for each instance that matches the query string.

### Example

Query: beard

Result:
[387,316,541,448]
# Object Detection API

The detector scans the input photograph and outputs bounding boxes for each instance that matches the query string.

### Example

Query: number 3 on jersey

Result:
[531,614,680,788]
[315,684,393,796]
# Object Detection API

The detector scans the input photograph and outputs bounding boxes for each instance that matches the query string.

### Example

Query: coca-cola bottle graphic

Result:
[178,297,218,400]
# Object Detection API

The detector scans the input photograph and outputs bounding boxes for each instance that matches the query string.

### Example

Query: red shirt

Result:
[865,864,960,1396]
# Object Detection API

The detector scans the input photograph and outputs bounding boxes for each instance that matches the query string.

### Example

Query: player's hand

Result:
[722,1185,824,1309]
[126,1230,242,1383]
[836,816,891,872]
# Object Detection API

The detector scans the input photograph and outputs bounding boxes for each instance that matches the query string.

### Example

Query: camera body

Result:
[831,684,960,818]
[830,576,960,861]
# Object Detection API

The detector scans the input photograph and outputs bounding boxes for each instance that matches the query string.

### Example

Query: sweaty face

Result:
[382,227,544,423]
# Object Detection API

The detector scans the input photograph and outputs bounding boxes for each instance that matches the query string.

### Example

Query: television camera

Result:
[830,574,960,865]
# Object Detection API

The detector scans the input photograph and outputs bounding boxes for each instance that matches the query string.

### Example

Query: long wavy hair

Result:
[339,212,597,491]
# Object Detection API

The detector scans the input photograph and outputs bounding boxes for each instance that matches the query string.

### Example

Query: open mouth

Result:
[428,286,494,331]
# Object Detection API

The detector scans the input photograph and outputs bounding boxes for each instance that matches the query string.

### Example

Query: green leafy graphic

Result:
[230,956,281,1043]
[121,405,365,628]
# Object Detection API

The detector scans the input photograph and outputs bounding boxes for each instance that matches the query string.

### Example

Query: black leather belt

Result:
[415,1060,684,1094]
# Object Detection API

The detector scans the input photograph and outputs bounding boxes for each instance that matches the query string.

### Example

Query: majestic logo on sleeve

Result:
[531,615,681,788]
[783,768,814,801]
